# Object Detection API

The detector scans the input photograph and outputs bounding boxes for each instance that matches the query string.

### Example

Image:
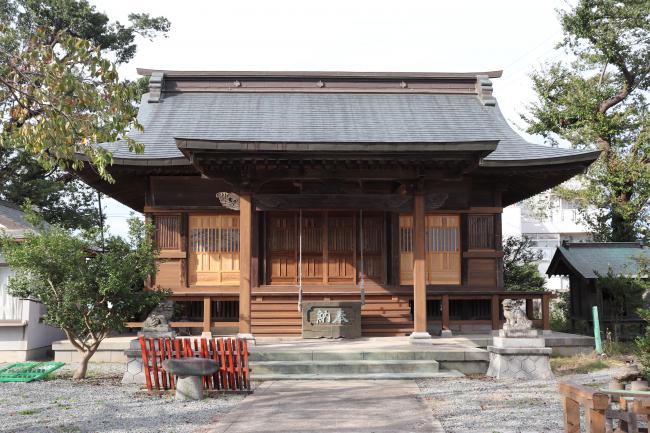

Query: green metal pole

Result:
[592,305,603,354]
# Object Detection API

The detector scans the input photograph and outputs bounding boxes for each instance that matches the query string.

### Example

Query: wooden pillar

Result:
[203,296,211,333]
[441,295,450,331]
[239,193,253,336]
[411,193,429,338]
[542,293,550,331]
[526,298,534,319]
[491,294,500,331]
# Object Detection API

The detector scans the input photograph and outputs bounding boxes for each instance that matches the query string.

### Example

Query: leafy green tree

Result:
[595,268,647,341]
[0,151,100,230]
[635,307,650,380]
[503,236,546,292]
[0,0,170,228]
[523,0,650,242]
[0,216,168,379]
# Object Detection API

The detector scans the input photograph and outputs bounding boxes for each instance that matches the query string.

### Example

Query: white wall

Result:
[0,265,22,321]
[0,263,64,359]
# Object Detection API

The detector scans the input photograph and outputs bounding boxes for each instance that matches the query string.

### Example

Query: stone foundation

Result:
[486,334,553,380]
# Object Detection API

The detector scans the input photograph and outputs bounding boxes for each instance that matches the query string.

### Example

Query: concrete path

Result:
[206,380,444,433]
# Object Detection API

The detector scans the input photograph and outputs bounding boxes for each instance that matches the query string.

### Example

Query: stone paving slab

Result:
[204,380,444,433]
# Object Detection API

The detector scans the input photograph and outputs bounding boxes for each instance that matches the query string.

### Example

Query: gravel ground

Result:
[417,367,627,433]
[0,363,246,433]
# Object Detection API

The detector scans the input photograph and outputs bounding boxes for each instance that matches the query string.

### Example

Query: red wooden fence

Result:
[138,336,250,392]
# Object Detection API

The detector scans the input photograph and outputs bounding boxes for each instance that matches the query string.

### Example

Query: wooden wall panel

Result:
[250,294,413,336]
[188,214,240,286]
[468,258,497,288]
[156,260,183,289]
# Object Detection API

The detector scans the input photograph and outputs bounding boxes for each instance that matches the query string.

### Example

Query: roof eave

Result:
[175,138,500,154]
[480,150,601,167]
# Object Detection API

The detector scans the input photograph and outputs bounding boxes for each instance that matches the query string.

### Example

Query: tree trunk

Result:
[611,209,635,242]
[73,350,95,380]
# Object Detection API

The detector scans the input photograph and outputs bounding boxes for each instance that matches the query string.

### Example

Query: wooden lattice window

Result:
[155,214,181,250]
[188,214,240,286]
[468,215,494,250]
[399,214,461,285]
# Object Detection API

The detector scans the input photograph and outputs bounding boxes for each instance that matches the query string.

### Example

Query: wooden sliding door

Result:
[399,214,460,285]
[188,214,240,286]
[327,213,355,283]
[265,211,385,285]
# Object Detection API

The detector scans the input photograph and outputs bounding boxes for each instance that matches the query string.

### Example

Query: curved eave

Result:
[480,150,601,167]
[72,156,197,211]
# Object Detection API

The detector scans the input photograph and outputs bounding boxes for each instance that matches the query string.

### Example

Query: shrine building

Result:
[77,69,599,339]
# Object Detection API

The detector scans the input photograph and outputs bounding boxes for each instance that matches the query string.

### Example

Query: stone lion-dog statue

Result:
[502,299,532,332]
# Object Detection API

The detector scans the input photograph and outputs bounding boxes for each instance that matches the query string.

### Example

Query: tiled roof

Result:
[0,201,37,239]
[103,92,598,166]
[546,242,650,279]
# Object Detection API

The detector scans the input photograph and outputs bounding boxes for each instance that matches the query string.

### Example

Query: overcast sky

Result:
[90,0,571,236]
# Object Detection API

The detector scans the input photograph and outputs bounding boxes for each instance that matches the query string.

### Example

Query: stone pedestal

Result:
[122,338,145,385]
[175,376,204,401]
[409,331,433,345]
[121,331,175,385]
[486,330,553,380]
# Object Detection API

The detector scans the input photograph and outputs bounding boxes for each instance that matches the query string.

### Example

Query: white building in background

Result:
[0,201,64,361]
[503,193,591,292]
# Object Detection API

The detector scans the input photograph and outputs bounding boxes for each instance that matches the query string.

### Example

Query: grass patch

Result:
[551,352,627,376]
[17,409,36,415]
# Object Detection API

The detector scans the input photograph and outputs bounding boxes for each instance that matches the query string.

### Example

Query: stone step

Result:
[251,359,439,375]
[252,371,464,380]
[250,349,489,362]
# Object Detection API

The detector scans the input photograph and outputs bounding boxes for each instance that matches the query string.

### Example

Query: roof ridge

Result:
[563,241,643,249]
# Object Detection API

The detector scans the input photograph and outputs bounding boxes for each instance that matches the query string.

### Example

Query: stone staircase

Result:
[249,350,466,380]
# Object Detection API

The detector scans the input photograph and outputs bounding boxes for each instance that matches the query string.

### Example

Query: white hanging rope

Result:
[297,209,303,312]
[359,209,365,306]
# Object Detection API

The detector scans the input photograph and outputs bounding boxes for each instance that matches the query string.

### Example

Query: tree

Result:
[595,268,647,341]
[0,1,170,228]
[635,307,650,380]
[0,150,100,230]
[0,216,169,379]
[523,0,650,242]
[503,236,546,291]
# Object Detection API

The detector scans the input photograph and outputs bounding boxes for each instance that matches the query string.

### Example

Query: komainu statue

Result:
[502,299,532,334]
[142,300,175,333]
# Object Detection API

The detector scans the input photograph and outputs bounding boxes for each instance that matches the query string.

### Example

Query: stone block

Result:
[486,346,553,380]
[492,336,545,348]
[440,329,453,338]
[302,301,362,339]
[409,332,433,345]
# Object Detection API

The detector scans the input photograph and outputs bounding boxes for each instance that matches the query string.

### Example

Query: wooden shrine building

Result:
[547,242,650,335]
[77,69,599,339]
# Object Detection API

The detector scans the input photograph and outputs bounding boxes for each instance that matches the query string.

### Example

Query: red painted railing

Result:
[138,336,250,392]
